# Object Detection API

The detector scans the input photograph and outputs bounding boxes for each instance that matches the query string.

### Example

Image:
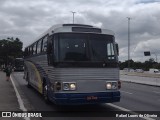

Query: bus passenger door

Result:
[47,35,54,65]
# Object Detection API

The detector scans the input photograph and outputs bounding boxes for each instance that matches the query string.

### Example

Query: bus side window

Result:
[24,48,28,57]
[37,39,42,54]
[27,48,29,56]
[42,36,48,52]
[107,43,115,60]
[28,47,30,56]
[33,43,37,55]
[30,46,33,55]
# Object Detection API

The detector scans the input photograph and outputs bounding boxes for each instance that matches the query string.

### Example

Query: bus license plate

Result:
[87,96,98,100]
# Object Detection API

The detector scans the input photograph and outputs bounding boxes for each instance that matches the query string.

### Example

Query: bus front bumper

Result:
[50,91,120,105]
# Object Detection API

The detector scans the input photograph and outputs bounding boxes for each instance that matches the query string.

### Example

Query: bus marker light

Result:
[112,82,117,89]
[63,83,70,90]
[118,80,121,89]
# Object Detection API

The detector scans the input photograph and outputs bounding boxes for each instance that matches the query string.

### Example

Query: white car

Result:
[135,69,144,73]
[149,69,159,73]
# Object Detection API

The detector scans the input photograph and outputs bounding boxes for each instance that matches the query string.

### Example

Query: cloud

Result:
[0,0,160,62]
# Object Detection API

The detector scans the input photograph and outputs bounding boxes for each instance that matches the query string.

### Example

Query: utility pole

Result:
[71,11,76,24]
[155,54,157,63]
[152,52,158,63]
[127,17,131,72]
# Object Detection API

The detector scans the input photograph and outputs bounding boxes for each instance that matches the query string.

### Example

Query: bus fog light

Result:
[63,83,70,90]
[106,83,112,89]
[70,83,76,90]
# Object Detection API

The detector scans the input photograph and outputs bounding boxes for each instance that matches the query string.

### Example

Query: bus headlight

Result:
[70,83,76,90]
[106,82,112,89]
[63,82,76,91]
[106,81,117,90]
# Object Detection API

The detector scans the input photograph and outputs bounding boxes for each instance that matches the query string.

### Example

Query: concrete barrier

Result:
[120,75,160,87]
[120,70,160,78]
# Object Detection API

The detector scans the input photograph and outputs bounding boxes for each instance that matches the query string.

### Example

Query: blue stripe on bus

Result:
[49,91,120,105]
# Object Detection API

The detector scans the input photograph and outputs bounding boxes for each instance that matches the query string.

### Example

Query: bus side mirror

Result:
[115,43,119,56]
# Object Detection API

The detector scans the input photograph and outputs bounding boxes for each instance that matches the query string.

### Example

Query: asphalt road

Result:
[115,81,160,111]
[10,72,160,120]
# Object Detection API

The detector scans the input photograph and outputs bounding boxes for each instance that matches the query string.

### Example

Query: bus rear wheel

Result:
[26,73,31,88]
[27,80,31,88]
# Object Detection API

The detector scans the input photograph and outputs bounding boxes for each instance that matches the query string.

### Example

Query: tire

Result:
[43,84,51,104]
[26,73,31,88]
[27,80,31,88]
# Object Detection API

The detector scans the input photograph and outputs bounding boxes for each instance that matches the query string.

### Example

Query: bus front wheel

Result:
[43,84,51,104]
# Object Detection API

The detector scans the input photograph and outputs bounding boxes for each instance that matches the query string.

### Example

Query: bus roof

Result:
[26,24,115,48]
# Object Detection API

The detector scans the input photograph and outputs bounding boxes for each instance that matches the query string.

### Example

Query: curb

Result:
[121,80,160,87]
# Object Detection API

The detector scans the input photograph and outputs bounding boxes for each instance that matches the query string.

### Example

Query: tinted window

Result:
[37,40,42,54]
[29,46,32,55]
[54,33,116,63]
[24,48,28,56]
[33,43,37,55]
[90,35,116,61]
[107,43,115,59]
[42,36,47,52]
[59,34,88,61]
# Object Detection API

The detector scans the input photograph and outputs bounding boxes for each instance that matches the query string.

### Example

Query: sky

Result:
[0,0,160,62]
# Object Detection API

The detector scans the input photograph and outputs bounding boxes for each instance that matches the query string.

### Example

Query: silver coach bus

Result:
[24,24,121,105]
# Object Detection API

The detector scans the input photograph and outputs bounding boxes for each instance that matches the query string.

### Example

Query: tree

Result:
[119,59,134,70]
[149,58,155,63]
[119,58,159,71]
[0,37,23,65]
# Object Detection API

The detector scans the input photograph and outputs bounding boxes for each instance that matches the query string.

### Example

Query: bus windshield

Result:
[90,34,116,61]
[59,34,88,61]
[55,33,117,63]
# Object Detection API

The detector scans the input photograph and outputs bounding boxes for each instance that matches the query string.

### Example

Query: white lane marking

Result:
[121,90,133,95]
[10,76,30,120]
[106,103,130,111]
[14,72,24,75]
[106,103,155,120]
[153,91,160,94]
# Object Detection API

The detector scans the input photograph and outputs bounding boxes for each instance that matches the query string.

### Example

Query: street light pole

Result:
[71,11,76,24]
[127,17,131,72]
[155,54,157,63]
